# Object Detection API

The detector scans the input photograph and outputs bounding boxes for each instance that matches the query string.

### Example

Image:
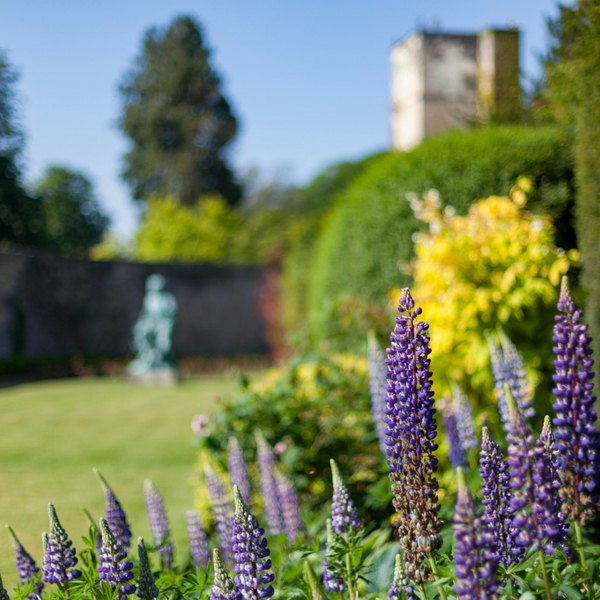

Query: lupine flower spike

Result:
[453,467,500,600]
[303,560,328,600]
[204,464,234,566]
[442,399,466,468]
[143,479,174,571]
[506,387,568,554]
[0,573,10,600]
[275,472,302,542]
[256,432,284,536]
[322,519,346,593]
[6,524,44,598]
[137,538,159,600]
[330,459,360,534]
[98,517,136,599]
[367,331,389,455]
[478,428,520,567]
[384,288,442,585]
[231,485,275,600]
[186,509,209,569]
[42,503,81,586]
[211,548,240,600]
[94,468,132,551]
[228,437,252,506]
[552,276,600,526]
[451,383,478,453]
[387,554,417,600]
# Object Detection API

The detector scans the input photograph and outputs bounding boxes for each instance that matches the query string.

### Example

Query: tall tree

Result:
[545,0,600,351]
[119,15,241,206]
[36,166,110,256]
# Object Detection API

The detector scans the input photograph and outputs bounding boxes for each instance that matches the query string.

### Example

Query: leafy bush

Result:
[308,125,575,347]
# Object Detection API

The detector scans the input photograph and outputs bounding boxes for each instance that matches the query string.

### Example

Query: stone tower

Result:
[390,28,520,151]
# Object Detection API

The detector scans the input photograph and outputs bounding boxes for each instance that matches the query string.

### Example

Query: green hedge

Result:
[308,125,575,346]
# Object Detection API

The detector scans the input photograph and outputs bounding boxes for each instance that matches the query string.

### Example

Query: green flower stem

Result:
[538,551,552,600]
[418,583,427,600]
[428,557,447,600]
[343,532,355,600]
[574,522,592,599]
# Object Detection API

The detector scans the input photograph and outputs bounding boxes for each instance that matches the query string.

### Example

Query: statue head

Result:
[146,273,166,292]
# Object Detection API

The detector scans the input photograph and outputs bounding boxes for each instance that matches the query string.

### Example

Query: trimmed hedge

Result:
[308,125,575,345]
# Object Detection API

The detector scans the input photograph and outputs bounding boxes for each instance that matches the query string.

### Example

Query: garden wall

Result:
[0,249,268,359]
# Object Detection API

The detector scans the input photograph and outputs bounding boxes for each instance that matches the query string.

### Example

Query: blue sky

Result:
[0,0,560,237]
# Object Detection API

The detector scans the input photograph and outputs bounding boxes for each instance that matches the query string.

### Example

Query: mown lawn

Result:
[0,375,241,589]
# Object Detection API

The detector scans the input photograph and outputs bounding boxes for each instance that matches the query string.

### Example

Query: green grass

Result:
[0,375,241,589]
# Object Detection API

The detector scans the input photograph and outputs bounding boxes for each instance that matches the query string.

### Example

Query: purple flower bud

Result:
[552,276,600,525]
[205,464,234,566]
[453,467,500,600]
[143,480,174,571]
[322,519,346,593]
[42,504,81,586]
[6,525,43,599]
[94,469,132,552]
[137,538,159,600]
[275,472,302,542]
[186,510,209,570]
[368,332,389,456]
[227,437,252,506]
[98,517,136,598]
[387,554,417,600]
[256,434,284,536]
[231,485,275,600]
[211,548,241,600]
[330,459,360,535]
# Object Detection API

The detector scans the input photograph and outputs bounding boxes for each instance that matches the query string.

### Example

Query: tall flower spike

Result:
[506,388,566,554]
[211,548,241,600]
[330,459,360,534]
[479,427,521,567]
[453,467,500,600]
[368,331,389,455]
[204,464,234,566]
[384,288,442,585]
[94,468,132,551]
[228,437,252,506]
[442,400,466,468]
[42,503,81,585]
[451,383,478,452]
[98,517,135,599]
[0,573,9,600]
[322,519,346,593]
[186,510,209,570]
[231,485,275,600]
[137,538,159,600]
[552,276,600,525]
[275,472,302,542]
[387,554,417,600]
[6,525,43,599]
[303,560,328,600]
[143,480,174,571]
[256,433,284,536]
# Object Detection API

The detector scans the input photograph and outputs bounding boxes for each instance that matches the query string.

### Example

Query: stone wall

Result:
[0,250,268,360]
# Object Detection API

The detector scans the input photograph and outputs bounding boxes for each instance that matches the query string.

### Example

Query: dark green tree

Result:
[545,0,600,351]
[119,15,240,206]
[36,166,110,256]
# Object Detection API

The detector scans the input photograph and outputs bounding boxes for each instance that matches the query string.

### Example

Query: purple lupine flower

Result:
[368,331,389,455]
[479,427,521,567]
[384,288,442,585]
[387,554,417,600]
[453,467,500,600]
[0,573,9,600]
[137,538,159,600]
[205,464,234,566]
[98,517,136,599]
[228,437,252,506]
[256,433,284,536]
[552,276,600,525]
[186,510,209,570]
[330,459,360,535]
[322,519,346,593]
[275,472,302,542]
[143,480,174,571]
[211,548,241,600]
[6,525,43,599]
[94,468,132,552]
[442,401,466,468]
[452,383,478,452]
[506,389,567,554]
[231,485,275,600]
[488,332,534,431]
[42,503,81,586]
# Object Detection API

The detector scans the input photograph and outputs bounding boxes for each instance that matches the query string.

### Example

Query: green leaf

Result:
[559,583,584,600]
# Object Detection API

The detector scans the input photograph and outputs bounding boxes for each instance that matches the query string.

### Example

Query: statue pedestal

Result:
[127,366,178,387]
